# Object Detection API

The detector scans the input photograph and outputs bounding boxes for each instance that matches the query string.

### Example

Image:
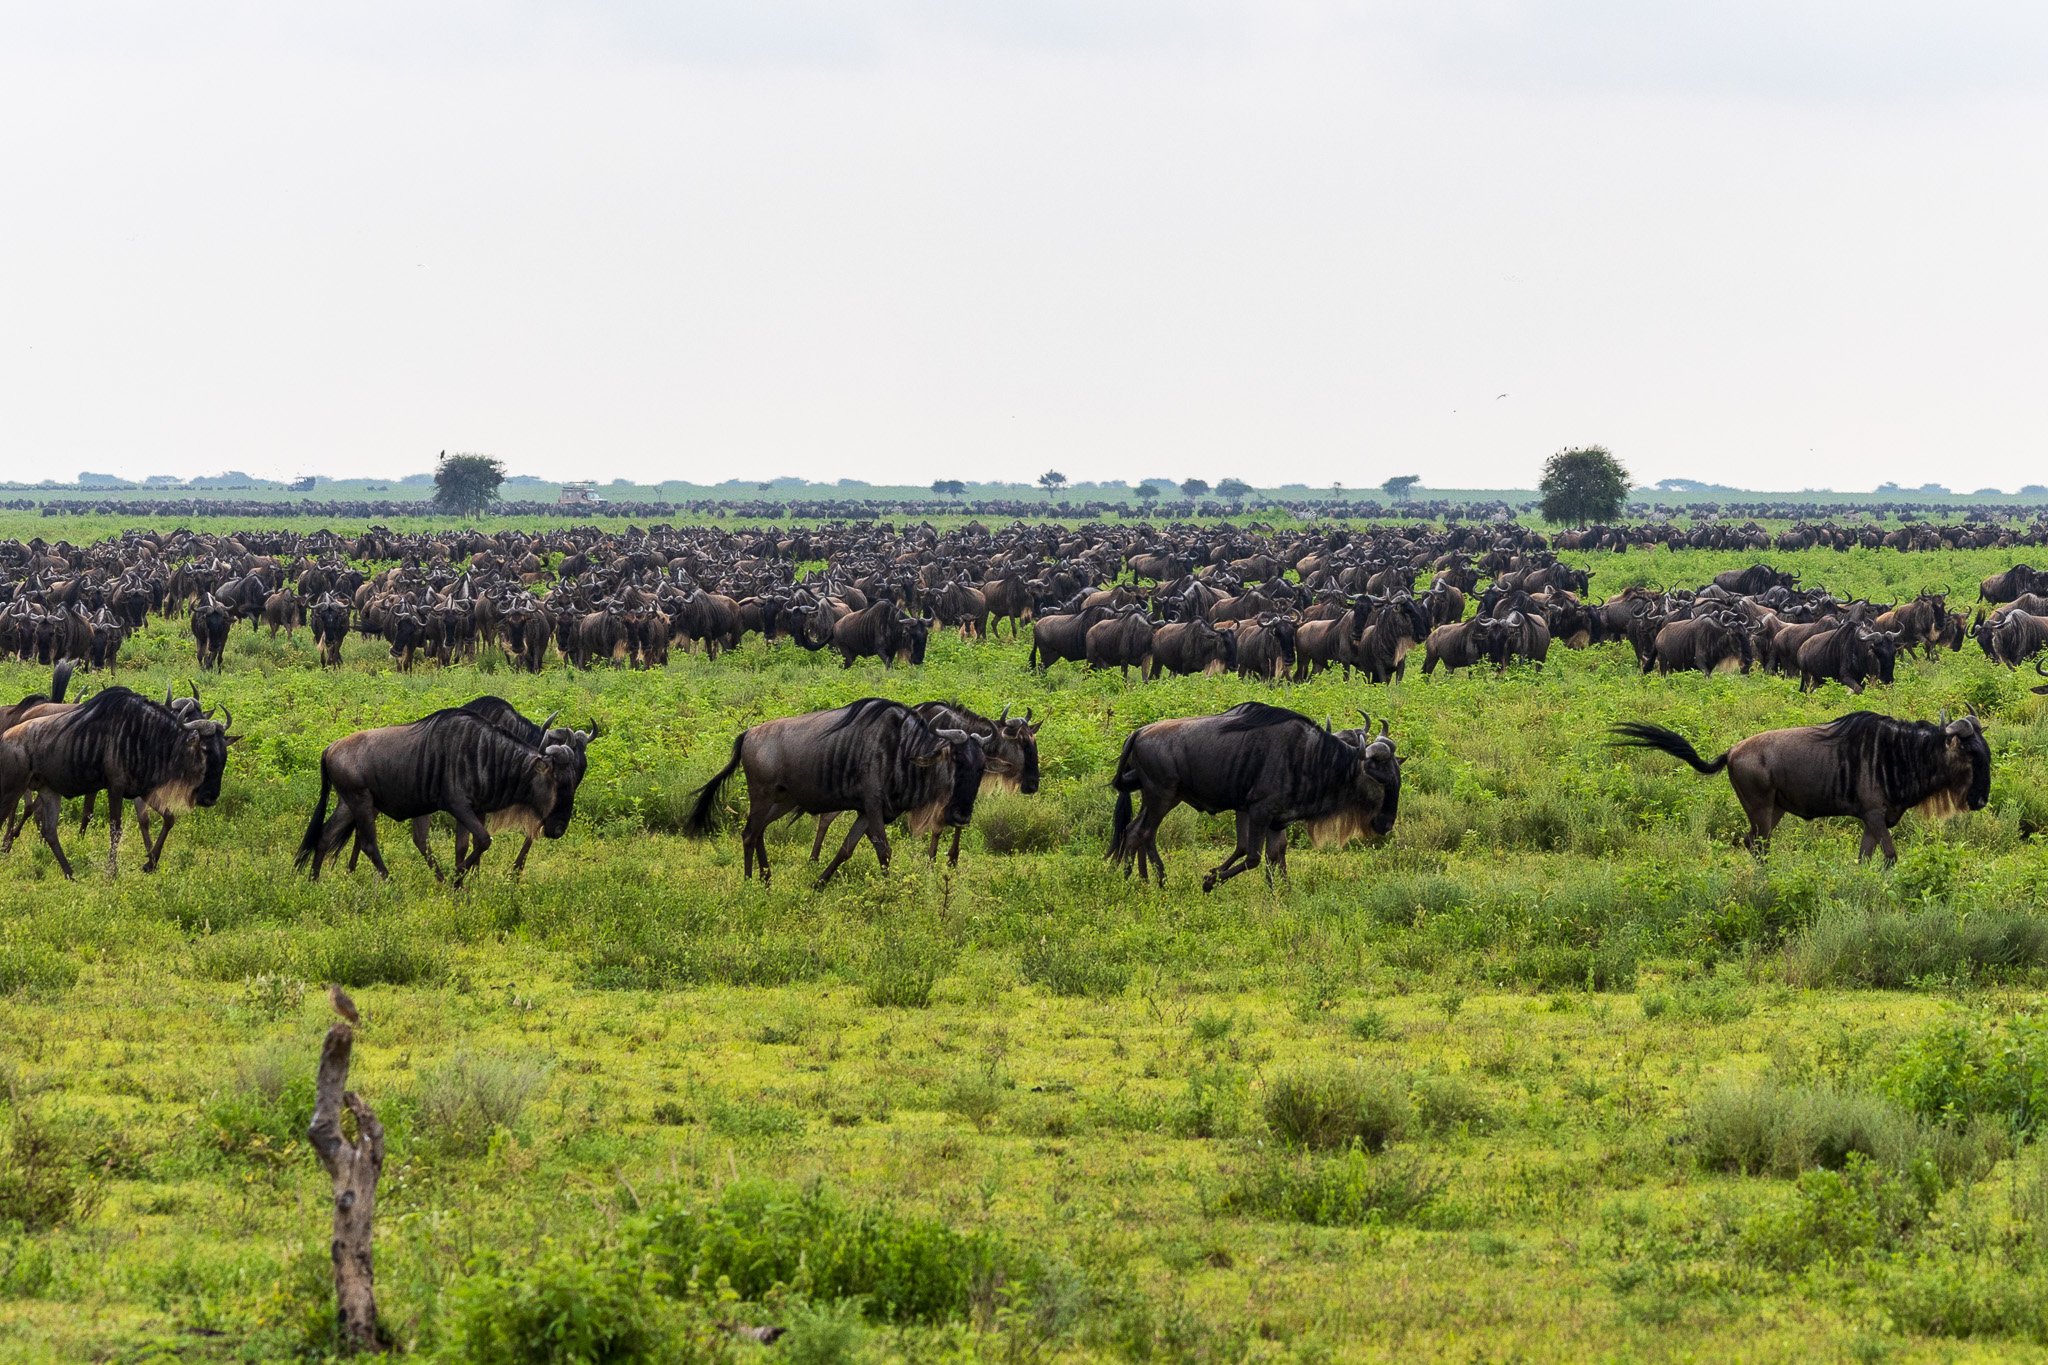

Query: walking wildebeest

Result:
[1610,710,1990,863]
[4,686,236,878]
[411,698,596,877]
[684,698,989,886]
[296,707,588,883]
[190,595,231,670]
[1108,703,1402,891]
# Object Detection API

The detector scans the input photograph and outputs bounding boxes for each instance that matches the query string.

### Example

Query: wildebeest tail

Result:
[684,731,746,836]
[2034,657,2048,695]
[295,766,333,869]
[1608,721,1728,774]
[50,660,73,705]
[1107,731,1141,857]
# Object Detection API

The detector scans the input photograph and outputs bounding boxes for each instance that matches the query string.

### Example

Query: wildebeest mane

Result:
[1216,701,1310,733]
[824,697,907,734]
[1819,711,1989,812]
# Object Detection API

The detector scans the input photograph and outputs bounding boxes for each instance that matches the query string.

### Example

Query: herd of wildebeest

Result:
[0,518,2042,887]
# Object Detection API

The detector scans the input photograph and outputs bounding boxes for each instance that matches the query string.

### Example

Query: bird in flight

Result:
[1496,393,1509,400]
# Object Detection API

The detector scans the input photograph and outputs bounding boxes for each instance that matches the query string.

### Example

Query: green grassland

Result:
[2,530,2047,1362]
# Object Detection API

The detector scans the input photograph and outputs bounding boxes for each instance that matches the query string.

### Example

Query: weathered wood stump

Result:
[307,1021,385,1353]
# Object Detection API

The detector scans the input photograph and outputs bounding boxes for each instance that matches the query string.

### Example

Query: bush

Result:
[640,1179,1003,1325]
[441,1240,726,1364]
[1881,1255,2048,1342]
[1887,1012,2048,1138]
[860,931,949,1010]
[0,1112,101,1233]
[1262,1065,1409,1152]
[582,929,822,991]
[1019,938,1129,998]
[1690,1079,1999,1184]
[295,919,448,987]
[974,792,1067,854]
[1738,1153,1936,1271]
[0,941,78,998]
[1218,1145,1441,1226]
[1413,1075,1494,1134]
[1785,908,2048,989]
[416,1051,553,1156]
[200,1045,318,1169]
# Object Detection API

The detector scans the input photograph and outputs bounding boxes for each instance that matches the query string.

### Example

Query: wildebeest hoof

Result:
[1201,872,1218,892]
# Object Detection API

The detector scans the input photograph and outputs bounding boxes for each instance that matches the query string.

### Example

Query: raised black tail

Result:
[295,766,333,869]
[1107,732,1141,857]
[50,660,73,705]
[684,732,746,836]
[2033,657,2047,695]
[1608,721,1729,775]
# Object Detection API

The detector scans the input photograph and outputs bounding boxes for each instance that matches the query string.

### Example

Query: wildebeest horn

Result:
[216,703,232,731]
[1023,707,1034,724]
[1938,706,1949,726]
[998,704,1010,723]
[164,681,174,706]
[588,718,600,741]
[1358,710,1372,727]
[540,710,560,732]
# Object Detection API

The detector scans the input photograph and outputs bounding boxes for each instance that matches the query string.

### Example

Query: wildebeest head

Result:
[912,726,989,827]
[530,742,588,838]
[1934,713,1993,813]
[989,705,1041,794]
[1326,714,1403,839]
[178,705,237,809]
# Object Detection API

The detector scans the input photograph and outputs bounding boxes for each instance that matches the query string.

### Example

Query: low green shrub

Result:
[1018,938,1129,998]
[0,940,78,998]
[0,1112,101,1234]
[295,918,448,987]
[639,1179,1003,1325]
[1689,1079,2000,1184]
[1262,1064,1409,1152]
[1738,1153,1937,1271]
[974,792,1067,855]
[1785,907,2048,989]
[415,1051,553,1156]
[199,1045,318,1169]
[1217,1144,1441,1226]
[441,1239,729,1364]
[1413,1074,1494,1134]
[1887,1011,2048,1138]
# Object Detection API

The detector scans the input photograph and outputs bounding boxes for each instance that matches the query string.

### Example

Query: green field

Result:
[2,525,2047,1362]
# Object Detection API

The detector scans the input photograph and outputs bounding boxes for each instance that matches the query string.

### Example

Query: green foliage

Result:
[1887,1011,2048,1137]
[416,1051,554,1156]
[1538,445,1629,525]
[0,940,79,998]
[1689,1079,1999,1184]
[1262,1064,1410,1152]
[441,1239,728,1364]
[1738,1153,1937,1271]
[1217,1144,1442,1226]
[640,1180,1003,1325]
[1784,908,2048,988]
[1215,478,1252,503]
[0,1112,101,1234]
[1018,938,1129,998]
[1382,475,1421,499]
[432,451,507,518]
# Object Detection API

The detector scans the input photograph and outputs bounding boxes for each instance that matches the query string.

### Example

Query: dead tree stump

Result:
[308,1021,386,1352]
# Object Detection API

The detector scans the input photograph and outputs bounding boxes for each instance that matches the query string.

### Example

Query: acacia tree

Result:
[1135,482,1161,506]
[1038,470,1067,499]
[1180,478,1209,499]
[931,478,965,499]
[1216,477,1252,505]
[1538,446,1630,525]
[431,451,505,518]
[1382,474,1421,500]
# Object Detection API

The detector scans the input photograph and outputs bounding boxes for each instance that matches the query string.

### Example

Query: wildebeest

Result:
[309,594,351,667]
[1648,613,1752,676]
[1421,617,1497,674]
[1233,615,1297,682]
[416,698,596,877]
[191,595,231,670]
[1712,564,1798,595]
[4,686,236,878]
[1610,710,1990,863]
[1796,623,1898,694]
[1980,564,2043,604]
[1108,703,1402,890]
[1148,618,1238,677]
[296,708,588,883]
[1029,605,1115,671]
[1086,608,1155,680]
[684,698,988,885]
[817,600,932,668]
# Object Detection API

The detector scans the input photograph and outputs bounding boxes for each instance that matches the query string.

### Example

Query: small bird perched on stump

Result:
[328,984,361,1026]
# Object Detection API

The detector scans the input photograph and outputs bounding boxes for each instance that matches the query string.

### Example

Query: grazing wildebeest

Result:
[296,708,588,883]
[1086,607,1155,680]
[1108,703,1402,891]
[191,595,231,670]
[684,698,988,885]
[1712,564,1798,595]
[1029,605,1115,671]
[1976,609,2048,668]
[1233,615,1297,682]
[1796,624,1898,694]
[1422,616,1506,674]
[4,687,235,878]
[816,600,931,668]
[1610,710,1990,863]
[1648,613,1751,676]
[1148,618,1238,677]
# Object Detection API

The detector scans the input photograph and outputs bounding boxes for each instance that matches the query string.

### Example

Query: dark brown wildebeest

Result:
[684,698,988,885]
[981,575,1035,638]
[1148,618,1238,677]
[1648,613,1751,676]
[1610,710,1990,863]
[1796,624,1898,694]
[1872,591,1948,656]
[261,589,302,639]
[191,595,231,670]
[932,580,989,640]
[1086,607,1154,680]
[819,600,931,668]
[1029,604,1115,671]
[1712,564,1798,595]
[5,686,236,878]
[1233,615,1297,682]
[309,594,351,667]
[296,708,587,884]
[1976,609,2048,668]
[1108,703,1402,890]
[420,698,596,878]
[1979,564,2043,604]
[1356,596,1434,683]
[1421,617,1498,674]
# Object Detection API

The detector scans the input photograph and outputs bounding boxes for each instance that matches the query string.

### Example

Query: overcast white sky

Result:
[3,2,2046,491]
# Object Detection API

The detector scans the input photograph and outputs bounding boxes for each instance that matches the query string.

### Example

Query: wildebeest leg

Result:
[1202,812,1263,892]
[946,826,962,867]
[741,805,778,883]
[1859,813,1899,864]
[446,803,491,885]
[410,817,448,882]
[810,813,839,862]
[511,836,535,873]
[105,795,122,876]
[818,813,872,885]
[344,793,390,878]
[33,793,73,880]
[1264,826,1289,883]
